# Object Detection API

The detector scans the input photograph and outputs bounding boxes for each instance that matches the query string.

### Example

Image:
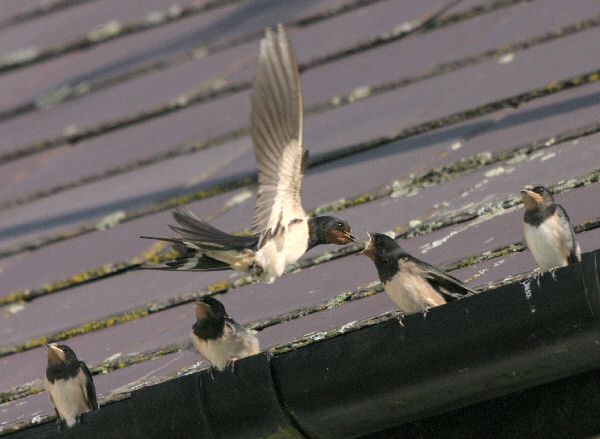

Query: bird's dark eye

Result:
[534,186,545,194]
[336,222,344,229]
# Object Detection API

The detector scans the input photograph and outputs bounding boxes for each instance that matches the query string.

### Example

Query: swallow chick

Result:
[192,297,260,371]
[44,344,98,429]
[141,25,356,283]
[361,233,475,315]
[521,184,581,271]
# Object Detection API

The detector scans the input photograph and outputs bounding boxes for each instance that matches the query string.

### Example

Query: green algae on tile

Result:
[87,20,122,42]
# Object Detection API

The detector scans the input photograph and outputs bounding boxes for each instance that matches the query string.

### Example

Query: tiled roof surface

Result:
[1,0,600,433]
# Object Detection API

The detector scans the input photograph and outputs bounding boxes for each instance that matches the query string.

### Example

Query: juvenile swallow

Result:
[521,184,581,271]
[191,296,260,371]
[142,25,356,283]
[44,344,98,429]
[361,233,475,314]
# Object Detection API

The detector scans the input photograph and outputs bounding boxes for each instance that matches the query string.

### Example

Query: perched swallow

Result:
[191,296,260,371]
[142,25,356,283]
[44,344,98,429]
[521,184,581,271]
[361,233,475,314]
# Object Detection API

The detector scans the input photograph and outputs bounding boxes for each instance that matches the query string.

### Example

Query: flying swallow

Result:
[141,25,356,283]
[361,233,475,314]
[521,184,581,271]
[44,344,98,429]
[191,296,260,371]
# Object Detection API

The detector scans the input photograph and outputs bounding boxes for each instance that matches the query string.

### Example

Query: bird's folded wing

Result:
[79,361,98,410]
[555,204,579,259]
[410,255,477,299]
[224,316,245,333]
[251,25,306,248]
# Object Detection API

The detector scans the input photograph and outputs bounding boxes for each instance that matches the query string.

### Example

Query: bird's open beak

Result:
[520,186,542,209]
[357,232,374,256]
[46,344,65,363]
[520,185,534,196]
[344,231,358,243]
[195,301,211,320]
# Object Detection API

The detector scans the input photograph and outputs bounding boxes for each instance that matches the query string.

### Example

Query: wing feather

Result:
[251,25,306,247]
[555,204,581,262]
[406,255,477,300]
[79,361,98,410]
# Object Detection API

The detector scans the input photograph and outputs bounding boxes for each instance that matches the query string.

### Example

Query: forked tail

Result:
[140,209,259,271]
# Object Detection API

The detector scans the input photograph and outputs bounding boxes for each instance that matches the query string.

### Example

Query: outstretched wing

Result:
[251,25,306,247]
[408,254,477,300]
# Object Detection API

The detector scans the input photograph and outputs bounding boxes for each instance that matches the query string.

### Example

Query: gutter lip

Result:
[4,249,600,438]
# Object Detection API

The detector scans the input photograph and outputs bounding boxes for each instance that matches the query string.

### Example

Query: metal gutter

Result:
[7,250,600,438]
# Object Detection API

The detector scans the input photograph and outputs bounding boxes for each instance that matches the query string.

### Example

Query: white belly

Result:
[191,327,260,371]
[384,273,445,314]
[524,222,568,271]
[45,376,90,427]
[255,219,309,283]
[192,336,232,371]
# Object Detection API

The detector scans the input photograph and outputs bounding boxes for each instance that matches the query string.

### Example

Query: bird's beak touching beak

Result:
[345,231,358,243]
[357,232,374,256]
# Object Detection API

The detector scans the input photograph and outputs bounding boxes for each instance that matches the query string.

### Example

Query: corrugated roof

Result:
[1,0,600,434]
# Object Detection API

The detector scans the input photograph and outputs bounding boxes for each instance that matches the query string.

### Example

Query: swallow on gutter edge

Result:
[191,296,260,371]
[521,184,581,271]
[45,344,98,430]
[141,25,356,284]
[360,232,476,315]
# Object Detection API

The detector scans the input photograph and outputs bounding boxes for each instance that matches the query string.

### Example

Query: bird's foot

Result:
[55,419,65,432]
[75,414,83,425]
[226,357,238,373]
[396,314,406,327]
[534,268,542,287]
[550,267,558,281]
[422,306,431,318]
[208,366,217,381]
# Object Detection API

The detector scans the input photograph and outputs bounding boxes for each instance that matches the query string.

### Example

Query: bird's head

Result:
[311,216,357,246]
[359,232,400,261]
[195,296,227,323]
[520,184,554,210]
[193,297,228,340]
[46,344,78,366]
